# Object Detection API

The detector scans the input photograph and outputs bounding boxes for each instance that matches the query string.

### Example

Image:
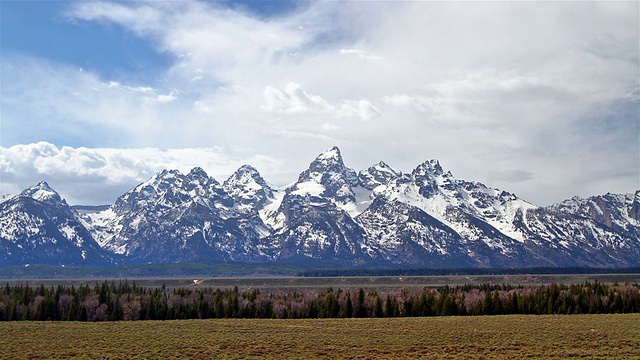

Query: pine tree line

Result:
[0,280,638,321]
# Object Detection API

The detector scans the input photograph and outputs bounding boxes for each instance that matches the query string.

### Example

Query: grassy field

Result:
[2,273,640,290]
[1,314,638,359]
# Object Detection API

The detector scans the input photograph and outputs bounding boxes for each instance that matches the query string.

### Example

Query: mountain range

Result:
[1,146,639,269]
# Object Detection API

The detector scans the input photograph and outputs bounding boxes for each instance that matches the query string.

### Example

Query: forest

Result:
[1,280,638,321]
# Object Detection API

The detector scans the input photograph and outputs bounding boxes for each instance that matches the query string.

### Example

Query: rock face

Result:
[2,147,639,268]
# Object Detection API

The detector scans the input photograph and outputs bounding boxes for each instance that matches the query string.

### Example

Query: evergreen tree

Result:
[341,293,353,318]
[384,294,393,317]
[373,295,383,318]
[354,289,367,318]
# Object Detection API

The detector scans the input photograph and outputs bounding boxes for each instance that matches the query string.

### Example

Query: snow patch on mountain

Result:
[259,190,286,230]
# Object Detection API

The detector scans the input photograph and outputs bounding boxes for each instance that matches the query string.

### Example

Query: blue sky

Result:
[1,1,638,205]
[1,1,300,82]
[1,1,173,82]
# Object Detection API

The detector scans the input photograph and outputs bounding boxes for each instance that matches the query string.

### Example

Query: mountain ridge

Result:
[1,146,638,269]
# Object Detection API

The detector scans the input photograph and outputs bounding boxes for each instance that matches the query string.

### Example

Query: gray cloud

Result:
[487,170,535,184]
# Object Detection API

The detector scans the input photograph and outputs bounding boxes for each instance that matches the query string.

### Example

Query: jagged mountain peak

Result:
[316,146,342,161]
[19,181,68,207]
[223,165,273,208]
[185,167,221,192]
[291,146,358,204]
[228,164,262,180]
[143,168,219,188]
[370,161,401,176]
[359,161,402,190]
[412,159,445,179]
[302,146,348,179]
[156,168,181,179]
[111,167,227,216]
[187,166,209,179]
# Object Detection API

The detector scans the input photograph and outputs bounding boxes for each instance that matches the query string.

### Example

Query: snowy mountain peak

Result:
[232,164,261,179]
[19,181,68,207]
[292,146,358,204]
[412,159,445,179]
[110,167,225,217]
[132,169,179,195]
[359,161,402,190]
[316,146,342,162]
[157,168,181,179]
[187,166,209,179]
[302,146,347,178]
[223,165,273,208]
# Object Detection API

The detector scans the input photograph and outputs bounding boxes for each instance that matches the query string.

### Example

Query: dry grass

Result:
[1,314,638,359]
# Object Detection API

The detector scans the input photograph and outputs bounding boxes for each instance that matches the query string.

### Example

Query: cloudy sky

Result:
[1,1,638,206]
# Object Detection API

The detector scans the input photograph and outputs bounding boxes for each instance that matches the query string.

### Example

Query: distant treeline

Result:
[1,280,639,321]
[298,267,640,277]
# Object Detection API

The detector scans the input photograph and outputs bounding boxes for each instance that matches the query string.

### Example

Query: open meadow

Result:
[1,314,638,359]
[3,273,640,290]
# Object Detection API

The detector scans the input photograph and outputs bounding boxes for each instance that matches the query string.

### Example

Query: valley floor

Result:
[1,314,638,359]
[3,273,640,289]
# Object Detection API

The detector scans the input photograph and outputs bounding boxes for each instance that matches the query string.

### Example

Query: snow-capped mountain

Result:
[357,160,540,267]
[266,147,373,263]
[0,182,112,266]
[356,159,640,267]
[80,167,271,264]
[1,147,639,268]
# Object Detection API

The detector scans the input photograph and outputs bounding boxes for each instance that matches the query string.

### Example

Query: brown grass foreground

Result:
[1,314,638,359]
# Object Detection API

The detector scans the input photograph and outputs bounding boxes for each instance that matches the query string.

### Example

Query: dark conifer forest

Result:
[1,280,638,321]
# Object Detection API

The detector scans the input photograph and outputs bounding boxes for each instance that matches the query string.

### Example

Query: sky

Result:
[1,0,638,206]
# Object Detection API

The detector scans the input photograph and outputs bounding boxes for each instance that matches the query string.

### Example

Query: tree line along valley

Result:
[1,279,639,321]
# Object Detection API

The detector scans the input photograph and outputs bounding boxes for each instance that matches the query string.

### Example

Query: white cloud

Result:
[262,82,380,121]
[339,49,382,62]
[266,129,337,143]
[262,82,332,114]
[338,99,379,121]
[106,81,154,93]
[383,95,414,107]
[148,89,180,104]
